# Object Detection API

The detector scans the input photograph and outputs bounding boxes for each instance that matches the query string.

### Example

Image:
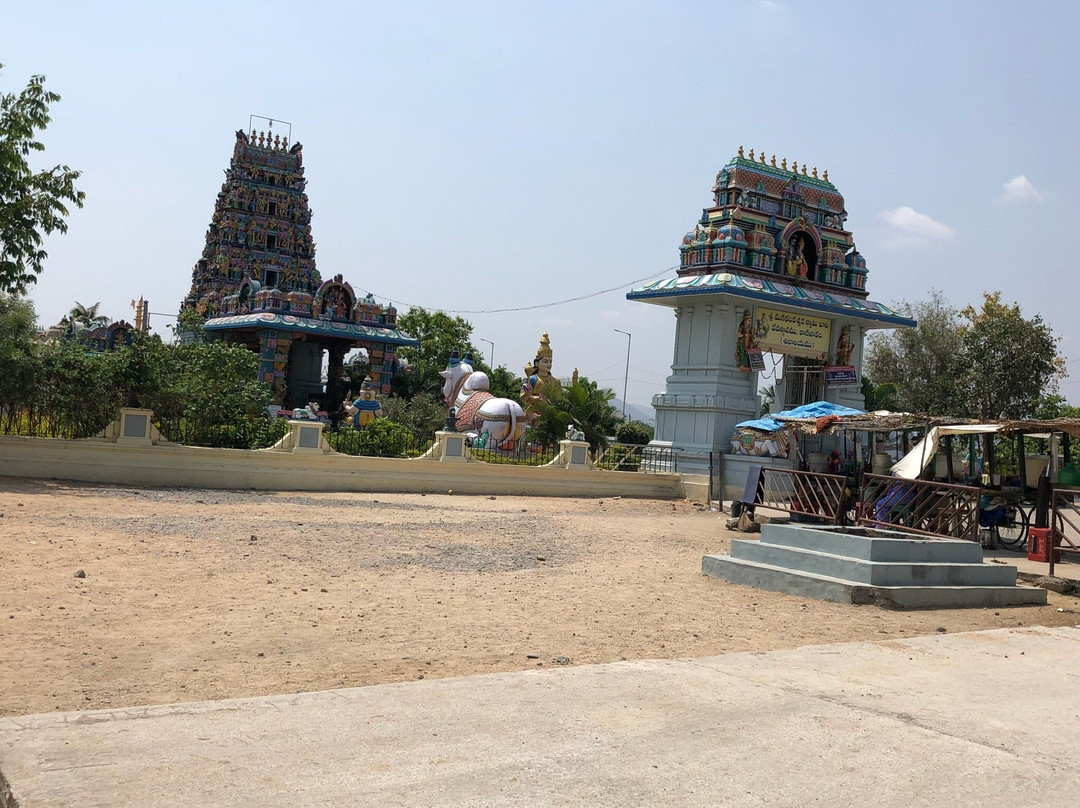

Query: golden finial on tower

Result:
[759,150,766,163]
[770,155,777,167]
[748,148,755,161]
[801,164,808,175]
[781,158,788,170]
[823,169,829,181]
[791,161,798,173]
[812,166,818,178]
[738,145,744,158]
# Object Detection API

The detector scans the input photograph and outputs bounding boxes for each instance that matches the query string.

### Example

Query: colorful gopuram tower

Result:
[627,148,916,490]
[180,127,417,410]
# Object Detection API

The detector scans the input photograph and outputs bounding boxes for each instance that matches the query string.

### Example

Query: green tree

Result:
[533,377,621,451]
[959,292,1063,419]
[1032,393,1080,420]
[486,365,521,400]
[0,293,38,419]
[68,300,110,328]
[378,394,446,440]
[864,290,967,414]
[0,64,84,294]
[860,377,899,412]
[0,291,36,352]
[396,307,481,370]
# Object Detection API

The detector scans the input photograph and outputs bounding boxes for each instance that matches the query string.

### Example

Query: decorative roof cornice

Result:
[203,313,419,345]
[627,271,913,328]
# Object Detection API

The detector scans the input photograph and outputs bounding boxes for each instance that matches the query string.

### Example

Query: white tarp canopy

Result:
[890,424,1002,480]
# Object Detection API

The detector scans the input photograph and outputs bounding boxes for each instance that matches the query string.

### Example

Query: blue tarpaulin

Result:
[736,402,866,433]
[775,402,865,419]
[734,416,785,433]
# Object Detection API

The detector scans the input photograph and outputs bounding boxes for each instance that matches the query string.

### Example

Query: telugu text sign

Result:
[825,366,858,387]
[755,307,832,359]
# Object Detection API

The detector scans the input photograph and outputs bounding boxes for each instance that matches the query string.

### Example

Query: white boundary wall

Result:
[0,414,697,501]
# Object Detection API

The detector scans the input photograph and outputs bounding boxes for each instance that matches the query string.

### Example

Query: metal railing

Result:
[325,426,434,458]
[857,473,979,542]
[595,444,680,474]
[1049,485,1080,576]
[470,441,560,467]
[0,406,114,440]
[747,466,847,524]
[154,414,291,450]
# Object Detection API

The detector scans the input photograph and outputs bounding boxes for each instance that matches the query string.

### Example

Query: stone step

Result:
[760,523,983,564]
[730,540,1017,587]
[702,555,1047,609]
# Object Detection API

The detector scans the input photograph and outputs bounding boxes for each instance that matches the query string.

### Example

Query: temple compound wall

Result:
[629,148,915,495]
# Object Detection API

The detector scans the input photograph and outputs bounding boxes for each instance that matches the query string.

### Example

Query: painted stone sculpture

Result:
[344,378,383,428]
[520,332,562,414]
[440,350,526,449]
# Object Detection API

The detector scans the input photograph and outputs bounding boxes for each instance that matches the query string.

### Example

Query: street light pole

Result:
[614,329,631,419]
[480,338,494,370]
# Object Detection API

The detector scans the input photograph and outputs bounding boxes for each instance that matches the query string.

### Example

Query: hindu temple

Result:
[179,124,418,410]
[627,148,916,488]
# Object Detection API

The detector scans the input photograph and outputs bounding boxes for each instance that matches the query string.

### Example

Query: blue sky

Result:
[4,0,1078,410]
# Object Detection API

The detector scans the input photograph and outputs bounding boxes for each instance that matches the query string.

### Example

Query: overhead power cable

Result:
[358,268,676,315]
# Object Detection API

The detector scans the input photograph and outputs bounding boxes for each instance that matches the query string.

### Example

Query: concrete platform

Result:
[3,626,1080,807]
[704,524,1047,608]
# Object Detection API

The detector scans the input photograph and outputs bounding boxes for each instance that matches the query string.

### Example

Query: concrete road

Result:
[2,625,1078,807]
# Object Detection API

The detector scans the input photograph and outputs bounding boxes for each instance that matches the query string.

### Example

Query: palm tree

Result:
[68,301,110,329]
[534,377,621,451]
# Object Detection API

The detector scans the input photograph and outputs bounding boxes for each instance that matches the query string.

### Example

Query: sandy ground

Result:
[2,477,1077,717]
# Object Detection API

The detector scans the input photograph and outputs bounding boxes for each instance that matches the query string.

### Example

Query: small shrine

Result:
[627,148,916,487]
[179,123,418,410]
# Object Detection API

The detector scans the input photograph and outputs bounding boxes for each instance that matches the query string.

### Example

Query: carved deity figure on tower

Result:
[834,324,854,367]
[787,233,809,278]
[735,310,758,372]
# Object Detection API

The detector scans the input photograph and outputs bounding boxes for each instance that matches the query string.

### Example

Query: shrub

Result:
[327,419,418,457]
[615,420,653,445]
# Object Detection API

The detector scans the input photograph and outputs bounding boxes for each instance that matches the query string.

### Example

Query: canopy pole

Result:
[1017,433,1028,498]
[945,435,955,483]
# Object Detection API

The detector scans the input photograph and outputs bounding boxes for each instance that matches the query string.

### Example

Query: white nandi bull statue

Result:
[440,349,526,449]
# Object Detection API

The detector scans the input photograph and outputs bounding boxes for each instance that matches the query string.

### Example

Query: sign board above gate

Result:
[754,307,832,360]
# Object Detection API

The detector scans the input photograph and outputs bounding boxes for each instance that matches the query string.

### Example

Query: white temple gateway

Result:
[627,149,915,494]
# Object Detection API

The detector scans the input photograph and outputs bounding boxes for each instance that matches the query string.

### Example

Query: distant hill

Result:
[613,400,655,425]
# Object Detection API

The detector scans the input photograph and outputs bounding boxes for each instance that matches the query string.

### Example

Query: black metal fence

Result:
[470,440,560,467]
[325,426,434,458]
[154,414,291,450]
[0,407,114,440]
[595,444,680,473]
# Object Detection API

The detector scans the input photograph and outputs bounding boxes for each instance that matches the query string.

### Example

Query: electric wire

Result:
[357,268,676,315]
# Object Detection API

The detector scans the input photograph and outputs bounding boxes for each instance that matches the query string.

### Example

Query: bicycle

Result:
[979,497,1029,551]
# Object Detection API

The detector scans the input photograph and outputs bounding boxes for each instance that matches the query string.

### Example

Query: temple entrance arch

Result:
[627,147,917,494]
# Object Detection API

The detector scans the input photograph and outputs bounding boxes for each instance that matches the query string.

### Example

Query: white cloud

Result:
[999,175,1043,203]
[878,206,955,247]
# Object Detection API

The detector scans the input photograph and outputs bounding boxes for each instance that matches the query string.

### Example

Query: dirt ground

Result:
[2,477,1077,717]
